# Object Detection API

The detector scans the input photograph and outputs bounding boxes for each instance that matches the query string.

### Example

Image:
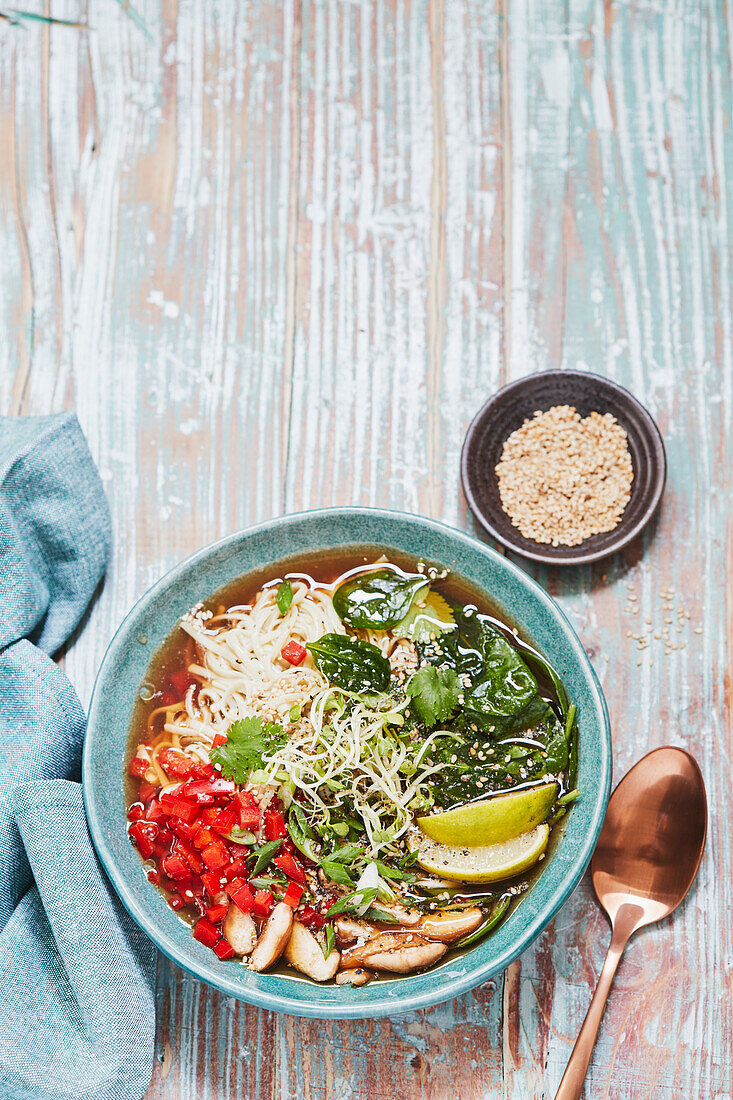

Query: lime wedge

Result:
[417,781,557,846]
[415,824,549,883]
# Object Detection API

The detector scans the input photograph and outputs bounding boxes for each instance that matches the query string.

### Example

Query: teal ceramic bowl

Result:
[83,508,611,1018]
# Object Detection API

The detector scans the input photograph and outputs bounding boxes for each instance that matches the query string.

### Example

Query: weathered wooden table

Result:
[2,1,731,1096]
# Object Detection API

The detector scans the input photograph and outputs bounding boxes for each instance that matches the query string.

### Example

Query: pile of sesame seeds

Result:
[495,404,634,547]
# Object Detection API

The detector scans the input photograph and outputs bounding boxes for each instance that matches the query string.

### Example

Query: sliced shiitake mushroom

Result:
[416,907,483,943]
[249,902,294,972]
[284,921,340,982]
[340,932,447,974]
[373,902,422,927]
[335,967,373,987]
[223,905,257,956]
[334,916,376,946]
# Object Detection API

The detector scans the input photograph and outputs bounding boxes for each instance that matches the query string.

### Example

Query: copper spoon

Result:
[554,746,707,1100]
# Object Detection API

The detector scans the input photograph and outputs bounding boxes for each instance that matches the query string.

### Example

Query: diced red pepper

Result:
[129,820,159,859]
[226,879,254,914]
[146,867,161,886]
[264,809,288,841]
[138,781,157,803]
[201,839,230,871]
[193,918,221,949]
[210,807,237,835]
[212,733,227,748]
[189,761,214,780]
[168,893,185,911]
[297,905,325,930]
[206,903,228,924]
[253,890,274,919]
[181,777,236,802]
[161,853,191,881]
[127,802,145,823]
[159,793,200,824]
[223,858,248,881]
[145,799,168,823]
[235,790,261,830]
[283,881,304,908]
[173,839,203,874]
[213,938,235,960]
[158,748,196,779]
[281,640,307,666]
[201,870,225,896]
[273,851,306,884]
[156,826,174,848]
[129,756,149,778]
[170,819,196,843]
[192,826,217,850]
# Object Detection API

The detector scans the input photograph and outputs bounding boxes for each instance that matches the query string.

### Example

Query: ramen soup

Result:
[126,553,579,984]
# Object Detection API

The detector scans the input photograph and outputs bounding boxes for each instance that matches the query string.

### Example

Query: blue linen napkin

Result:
[0,413,156,1100]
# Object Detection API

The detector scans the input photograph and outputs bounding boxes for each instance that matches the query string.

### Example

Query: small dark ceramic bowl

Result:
[84,509,611,1018]
[461,370,666,566]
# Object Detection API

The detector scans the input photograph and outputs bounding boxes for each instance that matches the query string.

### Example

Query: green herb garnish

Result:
[406,666,461,726]
[320,860,355,888]
[226,827,256,846]
[326,886,378,917]
[288,804,321,863]
[322,925,336,959]
[374,859,416,883]
[211,716,287,783]
[276,580,294,615]
[247,838,284,875]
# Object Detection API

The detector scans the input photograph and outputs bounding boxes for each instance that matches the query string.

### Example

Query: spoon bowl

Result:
[592,747,707,927]
[555,747,707,1099]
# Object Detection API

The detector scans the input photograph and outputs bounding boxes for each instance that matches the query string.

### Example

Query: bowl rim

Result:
[83,506,612,1018]
[460,369,667,565]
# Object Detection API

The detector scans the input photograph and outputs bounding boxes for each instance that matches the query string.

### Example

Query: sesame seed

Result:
[494,405,634,547]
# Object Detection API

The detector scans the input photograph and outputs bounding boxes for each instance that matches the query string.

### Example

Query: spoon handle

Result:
[554,913,635,1100]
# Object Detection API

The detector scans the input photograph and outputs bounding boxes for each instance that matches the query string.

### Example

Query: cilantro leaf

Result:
[211,716,287,783]
[276,581,293,615]
[406,665,461,727]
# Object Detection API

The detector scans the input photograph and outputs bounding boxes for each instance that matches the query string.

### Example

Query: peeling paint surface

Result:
[1,0,731,1096]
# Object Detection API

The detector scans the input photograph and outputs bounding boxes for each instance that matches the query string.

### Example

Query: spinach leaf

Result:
[543,714,572,773]
[423,606,555,738]
[333,568,428,630]
[307,633,391,693]
[276,580,294,615]
[211,716,287,783]
[406,666,461,727]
